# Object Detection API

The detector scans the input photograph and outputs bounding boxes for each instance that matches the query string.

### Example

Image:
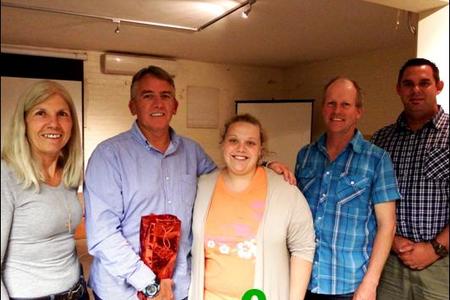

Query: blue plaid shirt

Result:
[295,130,400,295]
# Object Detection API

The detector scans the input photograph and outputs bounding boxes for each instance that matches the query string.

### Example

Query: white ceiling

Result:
[0,0,439,68]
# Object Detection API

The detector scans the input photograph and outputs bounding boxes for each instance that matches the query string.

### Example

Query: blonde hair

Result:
[220,113,268,160]
[2,80,82,192]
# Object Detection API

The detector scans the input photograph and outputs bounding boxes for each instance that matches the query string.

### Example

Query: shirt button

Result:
[325,171,330,175]
[315,238,319,243]
[322,193,326,197]
[350,181,355,185]
[168,200,172,204]
[165,176,170,180]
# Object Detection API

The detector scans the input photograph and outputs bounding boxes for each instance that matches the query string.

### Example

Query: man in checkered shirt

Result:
[372,58,449,300]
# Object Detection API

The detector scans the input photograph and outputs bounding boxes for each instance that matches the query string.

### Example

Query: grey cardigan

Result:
[189,168,315,300]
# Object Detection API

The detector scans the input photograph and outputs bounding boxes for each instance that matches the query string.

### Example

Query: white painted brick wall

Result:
[83,51,287,166]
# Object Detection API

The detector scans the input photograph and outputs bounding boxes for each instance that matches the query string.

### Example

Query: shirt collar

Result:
[315,129,364,155]
[348,130,365,153]
[396,106,445,131]
[130,121,180,153]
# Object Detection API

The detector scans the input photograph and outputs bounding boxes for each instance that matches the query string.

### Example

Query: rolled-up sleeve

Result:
[371,151,401,204]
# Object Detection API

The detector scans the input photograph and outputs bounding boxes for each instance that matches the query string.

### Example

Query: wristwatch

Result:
[142,277,160,298]
[261,161,272,167]
[431,239,448,258]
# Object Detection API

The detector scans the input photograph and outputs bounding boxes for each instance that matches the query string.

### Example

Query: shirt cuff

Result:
[126,260,157,291]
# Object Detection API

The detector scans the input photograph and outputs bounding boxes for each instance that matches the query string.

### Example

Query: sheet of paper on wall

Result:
[187,85,220,129]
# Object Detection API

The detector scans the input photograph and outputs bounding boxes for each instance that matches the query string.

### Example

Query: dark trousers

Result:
[305,290,354,300]
[11,275,89,300]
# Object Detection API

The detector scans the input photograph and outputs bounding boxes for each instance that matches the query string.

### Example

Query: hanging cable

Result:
[395,9,401,30]
[407,11,417,35]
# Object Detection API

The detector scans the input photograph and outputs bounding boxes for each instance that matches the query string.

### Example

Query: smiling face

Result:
[222,121,262,177]
[397,65,443,122]
[322,79,362,138]
[128,74,178,139]
[25,94,73,162]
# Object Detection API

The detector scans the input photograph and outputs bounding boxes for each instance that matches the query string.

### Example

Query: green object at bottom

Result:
[241,289,266,300]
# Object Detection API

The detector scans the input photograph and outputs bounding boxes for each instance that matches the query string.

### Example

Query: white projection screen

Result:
[236,100,314,171]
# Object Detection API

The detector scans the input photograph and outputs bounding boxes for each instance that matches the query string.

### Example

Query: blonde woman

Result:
[190,114,315,300]
[1,80,88,299]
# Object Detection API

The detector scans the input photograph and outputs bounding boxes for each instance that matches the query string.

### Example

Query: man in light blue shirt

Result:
[295,77,400,300]
[84,66,292,300]
[84,66,215,300]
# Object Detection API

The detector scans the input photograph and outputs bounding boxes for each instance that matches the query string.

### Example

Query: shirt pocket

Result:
[423,147,449,181]
[336,175,371,218]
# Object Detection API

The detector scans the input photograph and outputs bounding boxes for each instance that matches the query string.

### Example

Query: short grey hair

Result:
[130,65,175,100]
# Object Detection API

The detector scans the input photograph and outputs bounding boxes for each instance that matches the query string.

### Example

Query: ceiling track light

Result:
[113,19,121,34]
[2,0,257,32]
[242,0,256,19]
[242,6,251,18]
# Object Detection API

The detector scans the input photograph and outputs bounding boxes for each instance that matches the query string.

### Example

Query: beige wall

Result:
[83,51,288,166]
[83,46,416,166]
[1,45,417,166]
[285,45,416,141]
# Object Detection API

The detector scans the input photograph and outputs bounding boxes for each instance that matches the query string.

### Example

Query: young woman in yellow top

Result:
[190,114,315,300]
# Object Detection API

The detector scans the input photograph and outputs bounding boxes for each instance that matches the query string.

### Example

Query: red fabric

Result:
[137,214,181,300]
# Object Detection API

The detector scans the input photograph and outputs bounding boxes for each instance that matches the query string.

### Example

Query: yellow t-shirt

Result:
[204,167,267,299]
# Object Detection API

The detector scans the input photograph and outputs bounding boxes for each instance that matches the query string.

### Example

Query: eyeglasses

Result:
[139,92,174,102]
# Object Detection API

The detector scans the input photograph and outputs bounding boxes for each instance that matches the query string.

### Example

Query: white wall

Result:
[83,51,288,166]
[417,5,449,112]
[285,45,416,140]
[84,46,416,166]
[1,45,415,167]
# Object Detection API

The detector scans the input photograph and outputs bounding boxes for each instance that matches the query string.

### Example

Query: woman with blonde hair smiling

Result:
[1,80,88,299]
[190,114,315,300]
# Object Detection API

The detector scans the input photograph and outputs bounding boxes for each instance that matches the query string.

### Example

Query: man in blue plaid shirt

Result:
[295,77,400,300]
[372,58,449,300]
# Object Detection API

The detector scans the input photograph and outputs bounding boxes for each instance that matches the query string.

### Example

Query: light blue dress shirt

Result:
[295,130,400,295]
[84,122,216,300]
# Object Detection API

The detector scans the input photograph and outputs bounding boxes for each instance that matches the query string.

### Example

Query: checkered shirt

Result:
[371,107,449,242]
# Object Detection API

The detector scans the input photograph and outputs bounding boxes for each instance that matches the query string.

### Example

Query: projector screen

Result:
[236,99,314,171]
